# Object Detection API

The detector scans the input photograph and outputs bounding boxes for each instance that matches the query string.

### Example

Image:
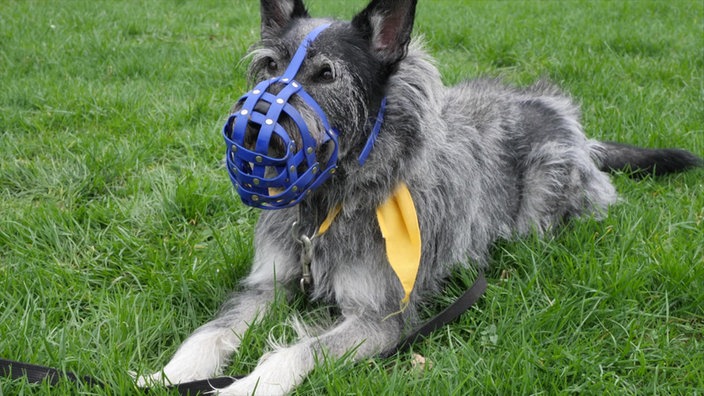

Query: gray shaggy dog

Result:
[137,0,701,394]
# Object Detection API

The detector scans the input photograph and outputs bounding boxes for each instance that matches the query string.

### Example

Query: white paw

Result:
[215,346,312,396]
[134,371,166,388]
[215,376,287,396]
[135,327,239,387]
[133,364,214,388]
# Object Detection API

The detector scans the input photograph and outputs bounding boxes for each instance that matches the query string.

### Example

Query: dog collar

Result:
[223,24,387,209]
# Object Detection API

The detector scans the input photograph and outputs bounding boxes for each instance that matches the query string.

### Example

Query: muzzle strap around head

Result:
[358,97,387,166]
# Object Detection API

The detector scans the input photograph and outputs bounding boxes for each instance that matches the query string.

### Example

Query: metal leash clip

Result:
[291,221,314,293]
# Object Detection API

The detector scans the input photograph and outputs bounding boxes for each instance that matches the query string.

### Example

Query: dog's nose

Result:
[253,101,271,115]
[241,118,288,159]
[239,101,274,152]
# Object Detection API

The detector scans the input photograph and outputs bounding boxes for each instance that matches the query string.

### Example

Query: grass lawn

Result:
[1,0,702,394]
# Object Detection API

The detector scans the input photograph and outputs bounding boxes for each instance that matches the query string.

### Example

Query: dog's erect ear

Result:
[260,0,310,34]
[352,0,418,65]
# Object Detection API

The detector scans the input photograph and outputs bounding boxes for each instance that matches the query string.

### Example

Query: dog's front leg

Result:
[216,313,401,396]
[137,232,300,387]
[135,287,277,386]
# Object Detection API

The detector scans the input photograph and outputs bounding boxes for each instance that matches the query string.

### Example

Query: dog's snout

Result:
[242,120,259,152]
[253,101,271,115]
[231,99,282,155]
[241,118,289,159]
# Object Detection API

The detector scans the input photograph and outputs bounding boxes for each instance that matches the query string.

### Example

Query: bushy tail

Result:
[598,141,703,178]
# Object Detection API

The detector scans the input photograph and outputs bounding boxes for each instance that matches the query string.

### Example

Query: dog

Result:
[137,0,702,394]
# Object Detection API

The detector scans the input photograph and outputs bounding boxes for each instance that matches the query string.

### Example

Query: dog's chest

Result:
[299,208,415,310]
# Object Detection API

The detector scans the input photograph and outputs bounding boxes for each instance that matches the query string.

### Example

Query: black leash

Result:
[167,377,242,394]
[1,271,486,394]
[0,358,103,387]
[0,358,240,395]
[380,270,487,358]
[0,357,241,394]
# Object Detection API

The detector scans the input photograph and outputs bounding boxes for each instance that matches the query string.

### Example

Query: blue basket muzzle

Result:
[223,23,386,210]
[223,24,337,209]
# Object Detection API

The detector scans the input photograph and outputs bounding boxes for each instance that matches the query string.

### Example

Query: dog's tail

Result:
[597,141,703,177]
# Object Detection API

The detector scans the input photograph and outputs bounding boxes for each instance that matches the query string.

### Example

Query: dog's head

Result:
[223,0,418,209]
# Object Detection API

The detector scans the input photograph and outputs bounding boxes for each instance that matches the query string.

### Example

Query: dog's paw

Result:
[134,327,236,388]
[133,367,204,388]
[133,371,168,388]
[214,375,288,396]
[214,347,311,396]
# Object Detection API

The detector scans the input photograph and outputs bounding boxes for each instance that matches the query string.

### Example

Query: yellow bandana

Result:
[376,183,422,306]
[317,204,341,236]
[317,183,422,308]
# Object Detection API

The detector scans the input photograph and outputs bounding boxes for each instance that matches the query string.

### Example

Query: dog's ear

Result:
[260,0,310,34]
[352,0,418,65]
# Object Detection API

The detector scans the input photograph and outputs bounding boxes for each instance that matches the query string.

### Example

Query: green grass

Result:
[1,0,702,394]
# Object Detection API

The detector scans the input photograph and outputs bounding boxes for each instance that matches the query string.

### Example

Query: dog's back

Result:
[384,46,614,270]
[385,42,700,295]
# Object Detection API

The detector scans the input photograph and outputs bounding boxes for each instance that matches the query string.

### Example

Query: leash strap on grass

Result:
[0,357,240,395]
[166,376,241,394]
[379,270,487,358]
[0,358,103,387]
[0,272,486,393]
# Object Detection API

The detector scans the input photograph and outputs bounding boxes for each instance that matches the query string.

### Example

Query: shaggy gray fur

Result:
[137,1,701,394]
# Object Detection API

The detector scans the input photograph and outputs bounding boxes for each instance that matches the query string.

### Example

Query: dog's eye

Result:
[317,65,335,83]
[266,59,278,74]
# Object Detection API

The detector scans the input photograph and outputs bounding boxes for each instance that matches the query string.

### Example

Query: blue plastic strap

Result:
[282,23,332,81]
[358,97,387,165]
